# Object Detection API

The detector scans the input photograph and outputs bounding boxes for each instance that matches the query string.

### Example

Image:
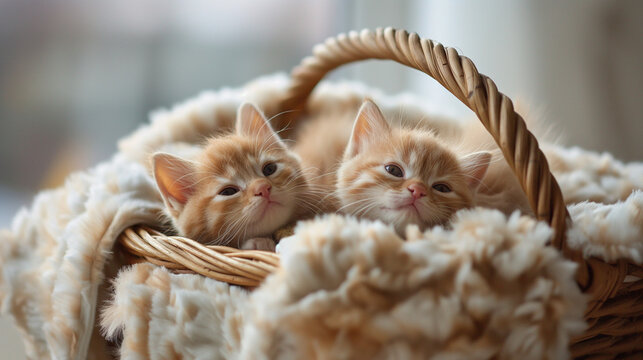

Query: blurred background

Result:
[0,1,641,357]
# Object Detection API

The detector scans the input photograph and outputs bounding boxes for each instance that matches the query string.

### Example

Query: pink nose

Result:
[254,183,272,198]
[407,183,427,199]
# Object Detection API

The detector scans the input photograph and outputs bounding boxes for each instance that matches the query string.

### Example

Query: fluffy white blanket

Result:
[0,75,641,359]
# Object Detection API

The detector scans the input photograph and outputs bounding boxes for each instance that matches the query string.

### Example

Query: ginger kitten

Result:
[335,100,494,234]
[152,103,315,250]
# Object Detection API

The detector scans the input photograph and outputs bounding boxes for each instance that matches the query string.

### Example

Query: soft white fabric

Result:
[0,155,163,359]
[0,74,640,359]
[567,190,643,263]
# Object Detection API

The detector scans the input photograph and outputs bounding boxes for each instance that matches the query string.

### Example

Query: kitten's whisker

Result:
[238,213,256,247]
[267,109,298,125]
[296,199,322,215]
[172,170,211,185]
[302,170,339,183]
[258,135,282,154]
[216,215,244,245]
[336,198,373,213]
[282,181,327,191]
[222,215,248,247]
[353,201,379,217]
[336,197,372,210]
[295,193,325,209]
[320,192,338,203]
[224,213,249,242]
[281,170,305,188]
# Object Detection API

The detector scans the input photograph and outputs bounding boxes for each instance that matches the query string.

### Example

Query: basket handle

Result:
[273,28,586,283]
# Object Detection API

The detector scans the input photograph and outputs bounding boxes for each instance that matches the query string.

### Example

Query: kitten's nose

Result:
[253,181,272,198]
[407,182,427,199]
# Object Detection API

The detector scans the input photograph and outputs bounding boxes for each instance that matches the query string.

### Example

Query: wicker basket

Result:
[118,28,643,358]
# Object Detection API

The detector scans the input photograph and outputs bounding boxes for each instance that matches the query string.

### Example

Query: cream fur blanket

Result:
[1,75,641,359]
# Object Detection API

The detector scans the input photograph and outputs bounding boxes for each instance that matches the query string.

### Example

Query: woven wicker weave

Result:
[119,28,643,357]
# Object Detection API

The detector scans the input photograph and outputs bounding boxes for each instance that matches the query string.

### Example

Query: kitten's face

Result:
[337,100,491,234]
[153,103,308,246]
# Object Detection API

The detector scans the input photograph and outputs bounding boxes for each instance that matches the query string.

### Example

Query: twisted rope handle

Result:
[273,28,589,286]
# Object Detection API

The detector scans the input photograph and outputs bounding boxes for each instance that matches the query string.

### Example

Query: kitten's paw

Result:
[241,237,276,251]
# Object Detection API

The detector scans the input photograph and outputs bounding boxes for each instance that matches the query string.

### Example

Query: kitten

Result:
[296,99,530,235]
[336,100,496,234]
[152,103,314,250]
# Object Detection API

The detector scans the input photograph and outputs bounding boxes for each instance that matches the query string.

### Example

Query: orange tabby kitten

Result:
[295,99,530,235]
[337,100,495,234]
[152,103,315,250]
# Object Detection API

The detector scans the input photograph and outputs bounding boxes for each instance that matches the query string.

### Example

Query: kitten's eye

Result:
[262,162,277,176]
[384,164,404,178]
[432,183,452,193]
[219,186,239,196]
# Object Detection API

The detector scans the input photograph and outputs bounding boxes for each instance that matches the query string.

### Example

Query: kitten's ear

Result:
[152,152,196,215]
[345,99,391,158]
[460,151,492,191]
[236,103,285,148]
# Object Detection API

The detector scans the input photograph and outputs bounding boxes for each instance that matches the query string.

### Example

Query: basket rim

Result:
[119,225,279,287]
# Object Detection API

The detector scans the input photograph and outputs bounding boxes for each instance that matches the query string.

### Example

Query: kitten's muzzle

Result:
[250,179,272,199]
[407,182,427,199]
